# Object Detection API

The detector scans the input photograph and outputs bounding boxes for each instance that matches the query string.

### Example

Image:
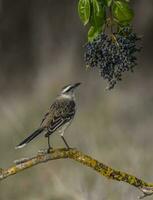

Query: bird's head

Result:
[60,82,81,99]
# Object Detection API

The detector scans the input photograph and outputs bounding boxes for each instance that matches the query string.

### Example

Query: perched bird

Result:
[15,83,81,151]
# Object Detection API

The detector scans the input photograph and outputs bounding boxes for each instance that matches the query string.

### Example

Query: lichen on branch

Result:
[0,148,153,199]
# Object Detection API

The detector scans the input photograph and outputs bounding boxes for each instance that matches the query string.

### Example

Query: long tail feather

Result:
[15,127,44,149]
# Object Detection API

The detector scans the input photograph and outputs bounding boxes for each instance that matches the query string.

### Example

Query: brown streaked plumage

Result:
[15,83,81,151]
[41,98,75,133]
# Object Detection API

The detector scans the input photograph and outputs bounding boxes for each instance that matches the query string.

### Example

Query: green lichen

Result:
[0,148,153,198]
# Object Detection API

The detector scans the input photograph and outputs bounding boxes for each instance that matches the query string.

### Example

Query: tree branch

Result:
[0,148,153,199]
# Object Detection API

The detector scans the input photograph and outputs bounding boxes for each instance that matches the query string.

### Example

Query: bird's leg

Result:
[61,135,70,149]
[59,122,72,149]
[47,135,52,153]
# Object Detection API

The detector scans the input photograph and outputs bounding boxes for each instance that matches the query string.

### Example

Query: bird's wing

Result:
[40,111,50,126]
[40,98,75,133]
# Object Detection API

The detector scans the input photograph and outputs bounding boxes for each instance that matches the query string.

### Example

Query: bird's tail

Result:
[15,127,44,149]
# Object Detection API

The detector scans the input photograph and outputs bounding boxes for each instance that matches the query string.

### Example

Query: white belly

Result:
[58,121,72,136]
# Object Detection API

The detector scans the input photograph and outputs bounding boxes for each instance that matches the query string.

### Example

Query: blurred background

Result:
[0,0,153,199]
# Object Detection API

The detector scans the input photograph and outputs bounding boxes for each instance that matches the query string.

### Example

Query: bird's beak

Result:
[73,82,81,88]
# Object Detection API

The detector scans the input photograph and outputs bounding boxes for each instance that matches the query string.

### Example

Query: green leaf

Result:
[88,26,102,42]
[78,0,91,25]
[104,0,112,7]
[90,0,106,28]
[112,1,134,24]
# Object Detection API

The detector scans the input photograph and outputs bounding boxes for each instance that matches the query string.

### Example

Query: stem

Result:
[109,4,113,34]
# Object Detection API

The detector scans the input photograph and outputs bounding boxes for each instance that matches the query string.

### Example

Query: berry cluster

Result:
[84,27,141,89]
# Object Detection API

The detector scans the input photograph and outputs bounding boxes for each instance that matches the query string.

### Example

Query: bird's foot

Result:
[38,149,48,155]
[47,147,53,154]
[38,146,53,155]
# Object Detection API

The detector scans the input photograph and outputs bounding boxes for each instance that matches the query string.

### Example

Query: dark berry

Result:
[84,27,141,89]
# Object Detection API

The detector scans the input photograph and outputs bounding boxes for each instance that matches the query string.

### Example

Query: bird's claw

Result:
[38,149,48,155]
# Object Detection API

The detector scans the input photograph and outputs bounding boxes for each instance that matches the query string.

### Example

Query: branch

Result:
[0,148,153,199]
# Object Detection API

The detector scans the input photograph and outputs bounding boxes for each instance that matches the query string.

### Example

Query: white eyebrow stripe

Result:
[62,85,72,93]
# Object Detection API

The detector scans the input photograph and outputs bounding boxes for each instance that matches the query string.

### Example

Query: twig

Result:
[0,148,153,198]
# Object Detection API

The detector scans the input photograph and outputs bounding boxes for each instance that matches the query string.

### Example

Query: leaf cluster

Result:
[78,0,134,41]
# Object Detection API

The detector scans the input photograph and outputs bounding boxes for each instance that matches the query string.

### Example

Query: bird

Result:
[15,82,81,151]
